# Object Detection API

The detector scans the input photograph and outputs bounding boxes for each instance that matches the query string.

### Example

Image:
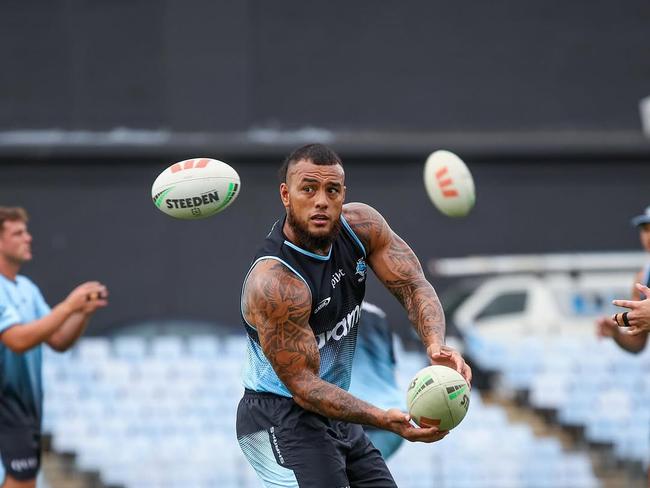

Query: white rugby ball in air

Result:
[151,158,241,220]
[423,150,475,217]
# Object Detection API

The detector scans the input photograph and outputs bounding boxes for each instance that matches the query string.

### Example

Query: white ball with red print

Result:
[423,150,475,217]
[151,158,241,220]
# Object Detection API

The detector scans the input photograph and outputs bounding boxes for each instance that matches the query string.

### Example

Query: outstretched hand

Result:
[65,281,109,315]
[611,283,650,336]
[383,408,449,443]
[426,344,472,385]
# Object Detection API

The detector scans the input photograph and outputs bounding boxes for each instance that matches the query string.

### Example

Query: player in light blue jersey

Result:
[0,207,108,488]
[349,302,404,460]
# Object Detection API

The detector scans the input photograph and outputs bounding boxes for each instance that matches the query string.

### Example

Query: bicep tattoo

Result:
[243,261,320,385]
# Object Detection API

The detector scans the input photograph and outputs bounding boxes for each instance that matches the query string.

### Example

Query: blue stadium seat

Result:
[42,336,603,488]
[151,336,185,358]
[187,335,220,358]
[113,336,148,360]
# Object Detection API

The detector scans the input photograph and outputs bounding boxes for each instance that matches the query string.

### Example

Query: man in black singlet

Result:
[237,144,472,487]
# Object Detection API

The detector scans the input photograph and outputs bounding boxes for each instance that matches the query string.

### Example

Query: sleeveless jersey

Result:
[241,214,368,397]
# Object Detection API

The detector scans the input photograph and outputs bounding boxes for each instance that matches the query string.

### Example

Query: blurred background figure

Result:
[349,302,405,460]
[0,207,107,488]
[596,206,650,352]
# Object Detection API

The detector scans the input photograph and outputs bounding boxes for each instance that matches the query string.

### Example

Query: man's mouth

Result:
[311,214,329,224]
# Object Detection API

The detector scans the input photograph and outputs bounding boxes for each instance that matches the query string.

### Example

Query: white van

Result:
[429,252,647,343]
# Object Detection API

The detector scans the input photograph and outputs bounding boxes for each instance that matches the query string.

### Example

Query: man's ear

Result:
[280,183,290,208]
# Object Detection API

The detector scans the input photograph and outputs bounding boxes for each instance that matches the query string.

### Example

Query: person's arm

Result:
[596,316,647,352]
[597,272,647,352]
[243,259,446,442]
[612,283,650,337]
[344,202,471,383]
[1,282,107,353]
[47,311,94,352]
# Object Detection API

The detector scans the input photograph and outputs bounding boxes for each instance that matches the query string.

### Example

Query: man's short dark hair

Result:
[279,144,343,183]
[0,207,28,233]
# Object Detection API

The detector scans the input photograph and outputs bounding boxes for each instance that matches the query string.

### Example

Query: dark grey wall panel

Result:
[162,0,249,131]
[252,1,650,131]
[67,0,165,129]
[1,1,649,133]
[0,2,73,128]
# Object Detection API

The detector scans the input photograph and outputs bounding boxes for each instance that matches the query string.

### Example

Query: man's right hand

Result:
[383,408,449,443]
[596,315,618,338]
[65,281,109,313]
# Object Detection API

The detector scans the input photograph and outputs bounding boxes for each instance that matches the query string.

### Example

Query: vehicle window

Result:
[566,289,626,316]
[476,292,527,320]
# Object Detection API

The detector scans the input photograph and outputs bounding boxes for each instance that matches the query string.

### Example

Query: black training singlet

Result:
[240,214,368,396]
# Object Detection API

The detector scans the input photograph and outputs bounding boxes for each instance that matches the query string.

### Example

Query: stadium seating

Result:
[466,329,650,470]
[42,334,601,487]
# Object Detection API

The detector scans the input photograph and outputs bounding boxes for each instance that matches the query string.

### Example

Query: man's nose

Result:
[314,190,329,208]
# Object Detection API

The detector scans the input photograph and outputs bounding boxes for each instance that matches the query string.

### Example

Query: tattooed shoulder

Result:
[242,259,319,380]
[343,202,390,253]
[243,259,312,327]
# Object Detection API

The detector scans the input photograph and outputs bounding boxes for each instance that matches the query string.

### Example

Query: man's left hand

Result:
[426,344,472,385]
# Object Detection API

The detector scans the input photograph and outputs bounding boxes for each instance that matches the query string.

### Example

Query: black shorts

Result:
[236,389,397,488]
[0,425,41,481]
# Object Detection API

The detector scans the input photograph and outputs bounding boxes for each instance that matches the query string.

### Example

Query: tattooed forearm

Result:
[299,379,384,426]
[344,202,446,347]
[385,276,445,346]
[382,236,445,345]
[243,259,387,426]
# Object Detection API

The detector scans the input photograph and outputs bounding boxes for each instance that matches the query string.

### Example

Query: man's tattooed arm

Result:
[344,202,445,348]
[242,259,389,426]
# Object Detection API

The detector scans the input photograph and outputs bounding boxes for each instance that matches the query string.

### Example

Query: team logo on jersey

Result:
[314,297,331,314]
[355,258,367,282]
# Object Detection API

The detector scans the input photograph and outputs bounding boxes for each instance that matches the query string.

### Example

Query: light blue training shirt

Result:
[0,274,51,426]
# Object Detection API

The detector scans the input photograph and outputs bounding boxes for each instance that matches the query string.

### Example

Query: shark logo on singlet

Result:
[315,305,360,349]
[355,258,367,282]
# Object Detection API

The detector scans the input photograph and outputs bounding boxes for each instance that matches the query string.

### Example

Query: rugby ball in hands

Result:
[406,365,470,431]
[151,158,240,220]
[423,150,475,217]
